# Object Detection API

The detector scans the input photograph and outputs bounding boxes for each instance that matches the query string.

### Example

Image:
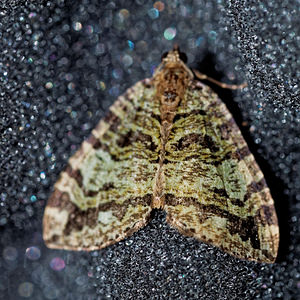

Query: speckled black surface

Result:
[0,1,299,299]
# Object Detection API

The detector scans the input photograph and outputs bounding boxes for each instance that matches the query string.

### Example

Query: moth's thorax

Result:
[154,51,193,123]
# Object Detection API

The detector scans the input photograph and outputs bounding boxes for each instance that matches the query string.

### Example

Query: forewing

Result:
[43,80,160,250]
[163,81,279,263]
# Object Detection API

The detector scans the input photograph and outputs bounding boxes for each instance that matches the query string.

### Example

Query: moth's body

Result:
[43,48,279,263]
[152,49,192,209]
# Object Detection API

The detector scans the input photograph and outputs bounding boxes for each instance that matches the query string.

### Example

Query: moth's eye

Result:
[161,52,169,61]
[179,51,188,63]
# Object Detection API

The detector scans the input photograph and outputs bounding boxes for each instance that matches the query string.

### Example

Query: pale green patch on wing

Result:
[218,159,247,200]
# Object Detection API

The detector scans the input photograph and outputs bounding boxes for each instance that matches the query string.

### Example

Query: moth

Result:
[43,47,279,263]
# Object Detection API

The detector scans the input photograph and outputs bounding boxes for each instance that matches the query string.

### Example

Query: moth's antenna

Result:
[193,69,247,90]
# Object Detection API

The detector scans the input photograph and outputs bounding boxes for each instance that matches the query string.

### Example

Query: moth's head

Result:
[161,45,188,64]
[153,45,193,80]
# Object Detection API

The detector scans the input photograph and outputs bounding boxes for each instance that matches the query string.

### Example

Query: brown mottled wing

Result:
[43,80,160,250]
[163,81,279,263]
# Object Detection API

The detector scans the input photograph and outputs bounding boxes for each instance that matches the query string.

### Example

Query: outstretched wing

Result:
[43,79,160,251]
[163,81,279,263]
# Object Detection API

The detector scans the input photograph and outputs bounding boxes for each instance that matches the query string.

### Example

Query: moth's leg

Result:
[193,69,247,90]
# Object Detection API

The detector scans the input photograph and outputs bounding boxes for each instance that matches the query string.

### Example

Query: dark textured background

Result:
[0,0,299,299]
